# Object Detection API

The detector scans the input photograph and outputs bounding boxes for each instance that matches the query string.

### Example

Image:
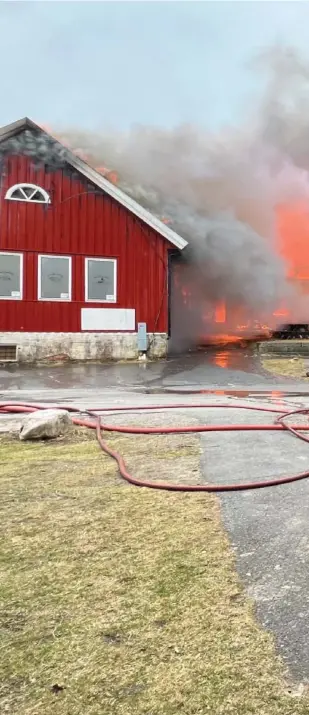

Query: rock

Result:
[19,409,72,441]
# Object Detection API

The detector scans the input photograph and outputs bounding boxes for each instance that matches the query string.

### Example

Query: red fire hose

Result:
[1,400,309,492]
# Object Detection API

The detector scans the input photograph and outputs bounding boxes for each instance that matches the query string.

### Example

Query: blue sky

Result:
[2,1,309,131]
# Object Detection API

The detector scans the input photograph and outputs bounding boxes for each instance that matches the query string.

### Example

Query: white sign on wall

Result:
[81,308,136,331]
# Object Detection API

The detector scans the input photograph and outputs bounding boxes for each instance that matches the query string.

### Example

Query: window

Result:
[85,258,117,303]
[38,255,71,301]
[5,183,50,204]
[0,252,23,300]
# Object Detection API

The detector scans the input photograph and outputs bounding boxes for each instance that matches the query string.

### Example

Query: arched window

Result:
[5,183,50,204]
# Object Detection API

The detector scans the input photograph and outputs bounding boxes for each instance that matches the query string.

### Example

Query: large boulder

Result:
[19,409,72,441]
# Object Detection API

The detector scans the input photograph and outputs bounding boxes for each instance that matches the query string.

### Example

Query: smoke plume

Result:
[4,44,309,346]
[51,44,309,343]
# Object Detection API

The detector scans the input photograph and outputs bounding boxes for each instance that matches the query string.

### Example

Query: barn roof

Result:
[0,117,187,251]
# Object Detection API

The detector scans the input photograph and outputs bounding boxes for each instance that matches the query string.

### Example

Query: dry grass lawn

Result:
[262,356,307,379]
[0,422,309,714]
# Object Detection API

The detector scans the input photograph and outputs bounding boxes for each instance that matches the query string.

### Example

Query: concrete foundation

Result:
[0,332,168,363]
[258,339,309,356]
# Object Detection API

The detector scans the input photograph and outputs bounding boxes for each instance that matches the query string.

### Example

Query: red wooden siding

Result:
[0,155,170,332]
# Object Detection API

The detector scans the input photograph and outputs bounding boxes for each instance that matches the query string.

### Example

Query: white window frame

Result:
[38,254,72,302]
[85,257,117,303]
[0,251,23,300]
[5,183,51,204]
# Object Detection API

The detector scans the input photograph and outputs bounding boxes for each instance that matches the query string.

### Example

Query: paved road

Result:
[199,404,309,683]
[2,348,309,682]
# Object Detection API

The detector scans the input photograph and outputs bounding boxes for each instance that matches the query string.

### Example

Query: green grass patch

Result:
[0,428,308,714]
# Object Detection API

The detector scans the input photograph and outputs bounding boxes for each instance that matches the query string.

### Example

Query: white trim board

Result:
[81,308,135,331]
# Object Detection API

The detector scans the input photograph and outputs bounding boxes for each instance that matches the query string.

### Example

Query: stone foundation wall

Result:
[258,339,309,356]
[0,332,168,363]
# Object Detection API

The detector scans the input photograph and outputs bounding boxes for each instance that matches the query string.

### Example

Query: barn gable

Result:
[0,117,187,363]
[0,117,187,251]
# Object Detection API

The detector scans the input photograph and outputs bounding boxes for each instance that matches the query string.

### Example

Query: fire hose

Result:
[2,400,309,492]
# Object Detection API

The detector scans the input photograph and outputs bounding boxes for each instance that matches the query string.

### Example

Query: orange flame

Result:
[106,170,118,184]
[215,301,226,323]
[276,202,309,277]
[273,309,289,317]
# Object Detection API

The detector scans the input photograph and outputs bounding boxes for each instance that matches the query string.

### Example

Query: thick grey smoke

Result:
[53,45,309,344]
[57,125,292,317]
[251,45,309,169]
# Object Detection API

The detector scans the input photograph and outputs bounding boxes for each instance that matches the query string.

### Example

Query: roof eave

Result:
[0,117,37,141]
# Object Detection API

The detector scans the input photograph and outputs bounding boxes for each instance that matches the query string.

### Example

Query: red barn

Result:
[0,118,187,363]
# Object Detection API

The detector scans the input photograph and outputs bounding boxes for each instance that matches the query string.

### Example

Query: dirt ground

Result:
[1,415,309,714]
